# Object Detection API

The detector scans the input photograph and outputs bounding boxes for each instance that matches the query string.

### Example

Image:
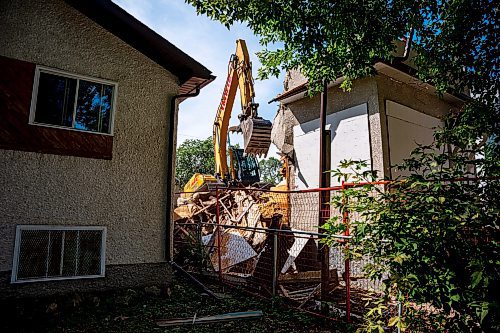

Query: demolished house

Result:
[269,49,468,242]
[173,45,469,311]
[271,52,468,187]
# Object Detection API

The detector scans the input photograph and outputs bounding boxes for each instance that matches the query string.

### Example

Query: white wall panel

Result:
[386,100,443,178]
[293,103,371,189]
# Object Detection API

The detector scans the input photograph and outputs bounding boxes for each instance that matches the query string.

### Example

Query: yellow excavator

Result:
[183,40,272,194]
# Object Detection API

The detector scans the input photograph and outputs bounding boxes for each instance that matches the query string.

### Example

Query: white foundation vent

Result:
[11,226,106,283]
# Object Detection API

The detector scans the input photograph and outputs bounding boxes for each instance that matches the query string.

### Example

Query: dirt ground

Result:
[0,274,355,333]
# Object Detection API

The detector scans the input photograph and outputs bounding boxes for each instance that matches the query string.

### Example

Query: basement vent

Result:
[11,226,106,283]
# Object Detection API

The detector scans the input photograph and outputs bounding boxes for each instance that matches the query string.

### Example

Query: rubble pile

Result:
[174,189,285,275]
[173,189,338,301]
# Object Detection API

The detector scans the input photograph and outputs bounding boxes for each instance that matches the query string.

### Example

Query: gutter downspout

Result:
[165,87,201,262]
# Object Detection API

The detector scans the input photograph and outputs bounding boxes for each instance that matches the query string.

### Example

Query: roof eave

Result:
[270,61,469,105]
[64,0,213,85]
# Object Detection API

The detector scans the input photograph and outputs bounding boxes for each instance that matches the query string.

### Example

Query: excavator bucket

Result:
[240,117,272,156]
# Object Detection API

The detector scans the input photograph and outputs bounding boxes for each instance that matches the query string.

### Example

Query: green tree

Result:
[175,137,215,186]
[186,0,497,98]
[325,155,499,331]
[258,157,282,185]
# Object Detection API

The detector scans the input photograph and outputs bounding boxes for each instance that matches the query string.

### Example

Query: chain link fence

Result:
[173,186,386,322]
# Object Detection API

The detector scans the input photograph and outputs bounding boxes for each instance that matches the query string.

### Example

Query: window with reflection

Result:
[31,68,116,134]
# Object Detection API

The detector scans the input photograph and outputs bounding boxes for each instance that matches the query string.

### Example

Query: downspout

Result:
[165,86,201,262]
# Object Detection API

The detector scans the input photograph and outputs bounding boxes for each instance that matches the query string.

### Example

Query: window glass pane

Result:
[34,72,76,127]
[75,80,113,133]
[101,85,113,133]
[62,231,78,276]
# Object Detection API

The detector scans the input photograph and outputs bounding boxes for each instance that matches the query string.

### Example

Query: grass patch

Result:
[1,276,353,332]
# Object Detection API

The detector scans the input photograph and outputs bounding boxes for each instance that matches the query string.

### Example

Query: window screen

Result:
[12,226,106,283]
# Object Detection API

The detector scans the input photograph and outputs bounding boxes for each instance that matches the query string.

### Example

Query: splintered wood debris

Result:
[174,189,340,302]
[156,310,263,327]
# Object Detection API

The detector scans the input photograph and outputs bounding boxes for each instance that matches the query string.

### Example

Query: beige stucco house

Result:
[271,58,467,190]
[0,0,214,298]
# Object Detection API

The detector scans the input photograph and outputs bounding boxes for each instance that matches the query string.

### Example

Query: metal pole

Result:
[342,181,351,323]
[216,187,223,281]
[318,80,330,315]
[272,231,278,296]
[318,79,328,195]
[397,291,402,333]
[197,219,203,273]
[177,222,352,239]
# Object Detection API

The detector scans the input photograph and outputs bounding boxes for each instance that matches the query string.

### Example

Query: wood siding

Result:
[0,56,113,159]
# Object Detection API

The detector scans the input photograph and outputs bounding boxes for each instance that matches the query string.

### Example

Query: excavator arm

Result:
[213,53,238,180]
[213,39,272,180]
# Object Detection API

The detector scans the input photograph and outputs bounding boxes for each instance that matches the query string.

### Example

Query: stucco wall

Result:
[375,73,462,178]
[0,0,179,272]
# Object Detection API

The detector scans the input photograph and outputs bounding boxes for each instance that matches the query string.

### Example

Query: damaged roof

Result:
[64,0,215,94]
[270,60,469,104]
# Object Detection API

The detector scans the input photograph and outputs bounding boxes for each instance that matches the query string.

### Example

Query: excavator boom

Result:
[182,40,287,197]
[213,39,272,179]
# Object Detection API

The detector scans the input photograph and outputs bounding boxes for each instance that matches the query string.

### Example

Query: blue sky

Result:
[113,0,284,158]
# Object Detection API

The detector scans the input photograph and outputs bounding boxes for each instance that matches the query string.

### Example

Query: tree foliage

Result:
[258,157,282,185]
[186,0,497,99]
[175,137,215,186]
[324,152,499,331]
[186,0,499,176]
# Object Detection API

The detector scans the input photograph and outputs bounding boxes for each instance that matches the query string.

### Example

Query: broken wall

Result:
[273,76,382,190]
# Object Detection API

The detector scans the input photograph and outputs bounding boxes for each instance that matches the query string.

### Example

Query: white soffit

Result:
[279,77,345,105]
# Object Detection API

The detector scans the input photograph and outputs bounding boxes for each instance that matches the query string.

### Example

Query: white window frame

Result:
[11,225,107,284]
[29,66,118,136]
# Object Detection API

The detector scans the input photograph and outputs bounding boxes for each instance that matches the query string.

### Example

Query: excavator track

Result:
[241,117,272,156]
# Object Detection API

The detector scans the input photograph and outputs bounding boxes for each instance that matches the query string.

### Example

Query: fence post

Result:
[320,191,331,315]
[197,219,203,273]
[397,291,402,333]
[216,187,223,282]
[342,181,351,323]
[272,231,278,297]
[319,129,331,315]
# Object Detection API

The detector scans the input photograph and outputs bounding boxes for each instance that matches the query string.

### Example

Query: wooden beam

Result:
[156,311,263,327]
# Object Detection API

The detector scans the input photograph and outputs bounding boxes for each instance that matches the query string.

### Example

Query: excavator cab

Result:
[229,146,260,185]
